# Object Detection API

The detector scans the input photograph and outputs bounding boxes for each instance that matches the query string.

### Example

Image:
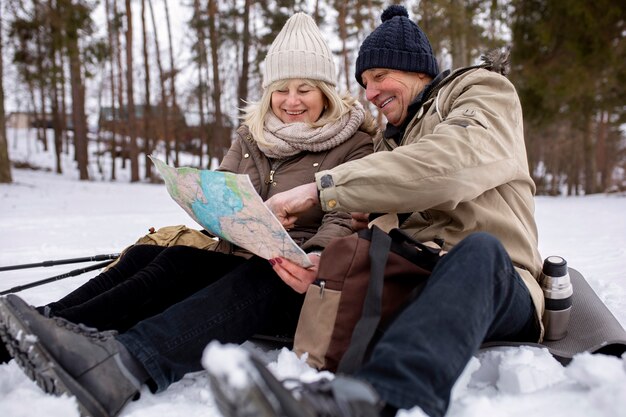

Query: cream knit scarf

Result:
[257,101,366,159]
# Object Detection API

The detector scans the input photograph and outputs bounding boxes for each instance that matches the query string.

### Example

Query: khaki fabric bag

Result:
[134,225,218,249]
[105,225,218,270]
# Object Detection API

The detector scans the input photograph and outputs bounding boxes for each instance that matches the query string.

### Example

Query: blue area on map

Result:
[190,171,243,237]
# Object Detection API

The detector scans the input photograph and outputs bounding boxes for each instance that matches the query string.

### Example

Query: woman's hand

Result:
[351,212,370,231]
[270,253,320,293]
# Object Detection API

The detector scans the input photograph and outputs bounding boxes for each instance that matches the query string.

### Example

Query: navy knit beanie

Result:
[355,5,439,87]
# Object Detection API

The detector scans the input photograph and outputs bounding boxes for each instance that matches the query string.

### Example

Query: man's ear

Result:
[416,72,431,81]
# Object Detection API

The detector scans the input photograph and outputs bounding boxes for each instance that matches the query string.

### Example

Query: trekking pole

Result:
[0,254,120,272]
[0,259,116,295]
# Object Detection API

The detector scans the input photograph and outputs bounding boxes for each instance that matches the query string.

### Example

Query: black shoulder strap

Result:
[337,226,391,374]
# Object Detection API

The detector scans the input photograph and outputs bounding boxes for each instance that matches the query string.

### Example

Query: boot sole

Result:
[0,297,110,417]
[207,350,311,417]
[207,358,279,417]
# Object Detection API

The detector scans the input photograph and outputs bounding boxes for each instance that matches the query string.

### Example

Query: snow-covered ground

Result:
[1,130,626,417]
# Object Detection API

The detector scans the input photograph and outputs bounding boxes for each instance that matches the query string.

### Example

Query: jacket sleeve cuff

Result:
[315,171,341,212]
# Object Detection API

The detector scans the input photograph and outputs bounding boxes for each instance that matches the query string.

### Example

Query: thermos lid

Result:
[543,255,568,277]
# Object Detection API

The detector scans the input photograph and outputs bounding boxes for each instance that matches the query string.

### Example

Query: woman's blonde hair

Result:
[241,79,378,146]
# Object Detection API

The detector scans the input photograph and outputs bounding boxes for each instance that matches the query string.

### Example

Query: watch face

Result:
[320,174,334,188]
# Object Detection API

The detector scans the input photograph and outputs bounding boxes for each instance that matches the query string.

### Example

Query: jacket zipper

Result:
[265,159,286,187]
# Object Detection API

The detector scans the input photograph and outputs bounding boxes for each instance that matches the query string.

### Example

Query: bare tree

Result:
[163,0,180,166]
[207,0,227,162]
[0,4,12,184]
[237,0,251,117]
[336,1,351,92]
[141,0,154,180]
[59,46,69,152]
[48,0,64,174]
[125,0,139,182]
[64,0,91,180]
[105,0,118,180]
[34,4,49,151]
[191,0,209,167]
[148,0,171,164]
[114,0,128,172]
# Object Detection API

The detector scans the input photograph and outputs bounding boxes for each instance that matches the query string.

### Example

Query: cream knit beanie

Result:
[263,13,336,88]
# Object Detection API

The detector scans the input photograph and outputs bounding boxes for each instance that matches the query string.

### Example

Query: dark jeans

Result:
[356,232,539,417]
[117,255,304,392]
[46,245,246,332]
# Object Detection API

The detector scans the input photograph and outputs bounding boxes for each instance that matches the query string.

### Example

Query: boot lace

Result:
[52,316,118,341]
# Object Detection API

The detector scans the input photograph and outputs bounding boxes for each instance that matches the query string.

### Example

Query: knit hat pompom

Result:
[355,5,439,87]
[381,4,409,22]
[263,13,336,88]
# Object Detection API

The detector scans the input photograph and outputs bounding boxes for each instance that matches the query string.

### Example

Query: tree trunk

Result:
[66,24,90,180]
[449,0,469,69]
[148,0,171,165]
[105,0,118,180]
[193,0,208,168]
[0,5,12,184]
[163,0,179,166]
[237,0,251,118]
[596,110,608,191]
[582,109,596,194]
[125,0,139,182]
[337,2,351,92]
[141,0,154,180]
[34,5,49,152]
[60,52,69,153]
[49,0,63,175]
[114,0,127,171]
[27,79,40,151]
[208,0,227,162]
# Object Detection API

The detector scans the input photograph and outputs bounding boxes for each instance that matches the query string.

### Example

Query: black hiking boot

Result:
[204,342,383,417]
[0,294,141,417]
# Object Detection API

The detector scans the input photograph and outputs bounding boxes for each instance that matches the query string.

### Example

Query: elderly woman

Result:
[0,14,378,417]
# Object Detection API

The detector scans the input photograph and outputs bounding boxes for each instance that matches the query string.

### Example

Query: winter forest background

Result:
[0,0,625,194]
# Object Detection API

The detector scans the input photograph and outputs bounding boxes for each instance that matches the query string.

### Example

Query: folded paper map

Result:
[151,156,312,268]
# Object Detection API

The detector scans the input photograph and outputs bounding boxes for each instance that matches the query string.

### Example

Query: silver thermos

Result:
[540,256,573,341]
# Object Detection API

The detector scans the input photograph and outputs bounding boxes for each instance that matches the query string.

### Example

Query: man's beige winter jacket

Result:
[315,65,545,339]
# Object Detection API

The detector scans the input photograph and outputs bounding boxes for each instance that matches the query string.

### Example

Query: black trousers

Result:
[46,245,247,332]
[117,254,305,391]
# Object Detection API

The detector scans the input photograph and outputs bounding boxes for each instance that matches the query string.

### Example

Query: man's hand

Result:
[265,183,319,229]
[270,253,320,293]
[351,212,370,231]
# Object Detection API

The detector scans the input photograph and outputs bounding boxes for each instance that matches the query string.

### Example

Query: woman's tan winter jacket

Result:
[216,125,374,255]
[315,64,545,339]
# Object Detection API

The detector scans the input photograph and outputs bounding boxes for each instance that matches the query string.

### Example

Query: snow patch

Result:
[566,352,626,388]
[202,341,252,390]
[268,348,334,385]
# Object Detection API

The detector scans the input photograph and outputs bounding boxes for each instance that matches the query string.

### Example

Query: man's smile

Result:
[380,97,394,108]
